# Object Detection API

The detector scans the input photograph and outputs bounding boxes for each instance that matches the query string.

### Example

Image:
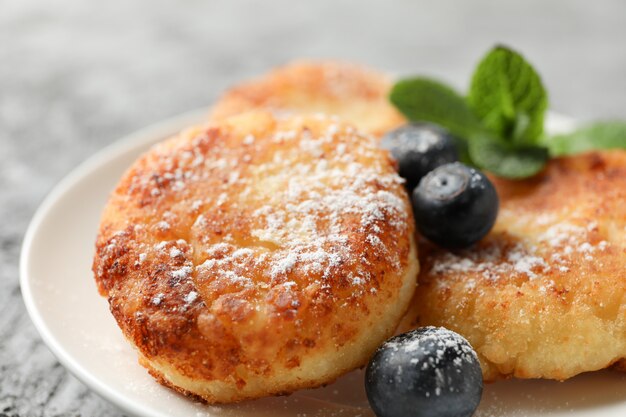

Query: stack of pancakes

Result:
[93,61,626,403]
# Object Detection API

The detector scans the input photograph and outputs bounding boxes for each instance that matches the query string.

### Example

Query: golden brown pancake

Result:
[400,150,626,381]
[210,60,405,138]
[211,62,626,384]
[93,111,419,403]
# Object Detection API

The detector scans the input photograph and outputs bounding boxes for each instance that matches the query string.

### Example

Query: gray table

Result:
[2,0,625,415]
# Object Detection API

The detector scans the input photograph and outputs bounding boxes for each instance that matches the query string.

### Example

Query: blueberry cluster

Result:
[381,123,498,249]
[365,123,494,417]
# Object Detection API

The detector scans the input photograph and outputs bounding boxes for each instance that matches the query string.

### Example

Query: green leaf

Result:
[547,121,626,156]
[390,77,483,140]
[451,135,474,166]
[468,45,548,145]
[469,132,549,179]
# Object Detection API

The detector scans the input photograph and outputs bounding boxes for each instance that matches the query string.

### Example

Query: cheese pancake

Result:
[93,111,419,403]
[401,150,626,381]
[210,60,405,137]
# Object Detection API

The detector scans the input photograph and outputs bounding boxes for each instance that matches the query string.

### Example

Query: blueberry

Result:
[365,327,483,417]
[380,123,458,189]
[412,162,498,249]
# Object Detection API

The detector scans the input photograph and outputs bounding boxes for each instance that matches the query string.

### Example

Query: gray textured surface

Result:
[1,0,626,415]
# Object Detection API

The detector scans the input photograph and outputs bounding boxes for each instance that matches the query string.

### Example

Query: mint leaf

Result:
[388,46,558,180]
[469,132,549,179]
[468,45,548,145]
[451,135,474,166]
[390,77,483,140]
[548,121,626,156]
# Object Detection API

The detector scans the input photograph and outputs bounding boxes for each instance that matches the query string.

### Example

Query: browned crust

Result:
[209,60,406,137]
[401,150,626,381]
[140,353,343,404]
[93,111,418,402]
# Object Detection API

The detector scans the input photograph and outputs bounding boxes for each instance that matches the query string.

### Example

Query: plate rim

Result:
[19,109,578,417]
[19,108,208,417]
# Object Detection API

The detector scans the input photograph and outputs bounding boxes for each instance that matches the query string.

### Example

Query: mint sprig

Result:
[391,45,626,179]
[389,78,478,165]
[468,45,548,146]
[390,45,551,179]
[469,132,549,179]
[390,78,483,140]
[547,121,626,156]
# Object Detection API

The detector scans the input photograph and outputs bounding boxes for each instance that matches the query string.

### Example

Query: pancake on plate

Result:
[400,150,626,381]
[210,60,405,137]
[93,111,419,403]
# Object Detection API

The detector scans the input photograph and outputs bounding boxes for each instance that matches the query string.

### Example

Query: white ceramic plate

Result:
[21,110,626,417]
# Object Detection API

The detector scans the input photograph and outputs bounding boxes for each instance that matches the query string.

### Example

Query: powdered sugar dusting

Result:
[431,243,550,282]
[241,122,406,288]
[430,219,610,287]
[151,293,164,306]
[191,118,410,298]
[170,266,192,280]
[169,247,183,258]
[380,327,479,397]
[104,114,412,317]
[184,291,198,304]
